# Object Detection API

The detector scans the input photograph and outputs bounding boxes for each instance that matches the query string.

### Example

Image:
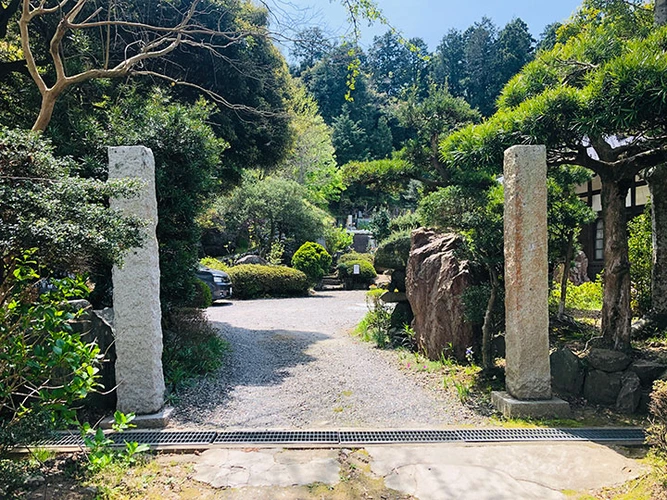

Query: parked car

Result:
[196,266,232,300]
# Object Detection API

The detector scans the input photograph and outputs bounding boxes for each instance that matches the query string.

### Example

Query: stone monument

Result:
[491,145,570,418]
[109,146,166,416]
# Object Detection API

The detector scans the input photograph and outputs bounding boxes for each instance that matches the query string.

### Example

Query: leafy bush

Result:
[549,280,603,312]
[374,230,412,270]
[628,210,652,317]
[648,380,667,458]
[190,279,213,309]
[355,288,391,348]
[162,308,230,392]
[338,252,374,266]
[388,211,422,233]
[291,242,332,285]
[227,265,309,299]
[1,250,101,456]
[337,259,377,287]
[324,226,353,255]
[200,257,229,271]
[369,208,392,242]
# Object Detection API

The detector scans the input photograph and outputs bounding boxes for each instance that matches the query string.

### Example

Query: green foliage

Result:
[291,242,333,285]
[339,252,375,265]
[162,308,229,392]
[200,257,229,272]
[374,230,412,270]
[628,209,653,316]
[191,279,213,309]
[324,226,353,255]
[388,211,422,233]
[0,128,144,276]
[1,250,101,456]
[648,379,667,459]
[369,207,392,242]
[549,280,604,312]
[226,265,309,299]
[337,259,377,287]
[214,173,330,259]
[355,288,391,348]
[81,411,150,473]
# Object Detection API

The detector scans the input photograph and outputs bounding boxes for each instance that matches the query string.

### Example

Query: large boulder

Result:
[584,370,623,405]
[586,348,631,373]
[629,360,666,387]
[236,254,267,266]
[406,229,480,361]
[550,347,585,396]
[616,371,642,414]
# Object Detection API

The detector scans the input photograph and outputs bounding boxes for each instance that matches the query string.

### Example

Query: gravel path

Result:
[172,291,483,429]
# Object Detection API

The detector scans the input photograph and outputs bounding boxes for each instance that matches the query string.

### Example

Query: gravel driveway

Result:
[172,291,482,429]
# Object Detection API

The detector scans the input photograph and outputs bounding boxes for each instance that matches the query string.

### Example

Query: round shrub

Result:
[291,242,332,285]
[337,259,377,288]
[200,256,229,271]
[191,278,213,308]
[374,230,412,270]
[338,251,374,266]
[227,264,309,299]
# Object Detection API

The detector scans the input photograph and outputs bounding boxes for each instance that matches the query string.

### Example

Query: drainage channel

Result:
[35,427,646,449]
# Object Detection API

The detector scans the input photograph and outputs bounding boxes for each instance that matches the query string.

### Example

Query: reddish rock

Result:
[406,229,480,361]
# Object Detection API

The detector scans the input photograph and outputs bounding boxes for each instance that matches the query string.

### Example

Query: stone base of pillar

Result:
[101,406,174,430]
[491,391,571,419]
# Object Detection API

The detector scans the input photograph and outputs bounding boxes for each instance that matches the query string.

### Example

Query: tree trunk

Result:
[648,165,667,320]
[32,93,57,132]
[481,266,498,372]
[656,0,667,26]
[600,176,633,351]
[558,231,575,320]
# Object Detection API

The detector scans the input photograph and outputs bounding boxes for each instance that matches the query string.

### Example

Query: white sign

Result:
[353,264,360,275]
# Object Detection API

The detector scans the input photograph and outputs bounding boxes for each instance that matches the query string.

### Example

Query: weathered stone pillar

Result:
[492,145,570,417]
[109,146,165,415]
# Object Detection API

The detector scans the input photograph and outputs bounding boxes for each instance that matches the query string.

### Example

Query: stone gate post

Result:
[491,145,570,418]
[109,146,166,416]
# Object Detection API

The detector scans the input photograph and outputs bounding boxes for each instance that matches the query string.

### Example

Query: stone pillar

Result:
[492,145,570,418]
[109,146,165,415]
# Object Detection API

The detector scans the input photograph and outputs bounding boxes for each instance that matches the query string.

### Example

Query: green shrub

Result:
[190,279,213,308]
[549,280,603,312]
[291,242,332,285]
[648,380,667,458]
[388,211,422,233]
[324,226,353,255]
[354,288,391,348]
[162,308,229,392]
[338,252,374,265]
[200,257,229,271]
[337,259,377,287]
[628,210,652,317]
[374,230,412,270]
[1,250,101,457]
[227,265,309,299]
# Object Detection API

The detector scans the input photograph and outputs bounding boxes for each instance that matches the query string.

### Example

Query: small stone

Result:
[629,359,666,387]
[616,371,642,414]
[584,370,623,405]
[551,347,585,396]
[586,349,631,373]
[24,474,45,488]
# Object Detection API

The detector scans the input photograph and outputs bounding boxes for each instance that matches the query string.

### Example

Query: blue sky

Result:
[267,0,584,52]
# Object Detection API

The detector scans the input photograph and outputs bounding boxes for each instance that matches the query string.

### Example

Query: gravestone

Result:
[491,145,570,418]
[109,146,166,415]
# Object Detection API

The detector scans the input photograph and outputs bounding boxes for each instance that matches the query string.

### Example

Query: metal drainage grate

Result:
[340,430,461,444]
[214,430,339,445]
[565,428,646,442]
[36,432,84,447]
[109,431,216,446]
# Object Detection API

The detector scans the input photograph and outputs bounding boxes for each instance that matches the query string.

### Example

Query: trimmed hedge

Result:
[200,256,229,271]
[374,230,411,270]
[227,264,309,299]
[338,251,374,266]
[337,259,377,288]
[292,242,332,285]
[191,278,213,308]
